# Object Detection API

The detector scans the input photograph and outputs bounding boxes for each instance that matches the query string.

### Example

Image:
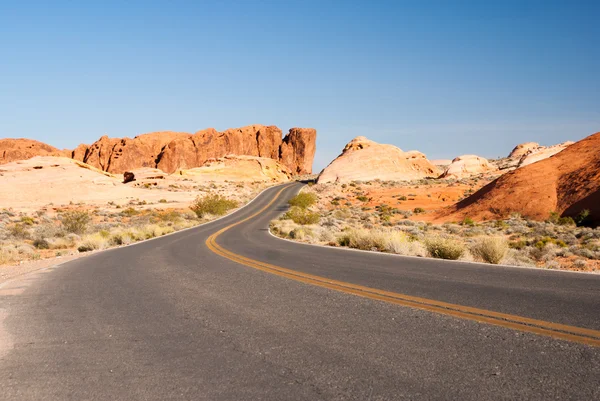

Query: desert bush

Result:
[77,235,107,253]
[424,236,465,260]
[60,211,90,234]
[337,228,387,251]
[283,207,320,225]
[462,216,476,226]
[20,216,35,225]
[413,207,425,214]
[575,209,591,226]
[385,231,427,257]
[288,192,318,209]
[190,194,238,218]
[33,238,50,250]
[8,223,30,239]
[470,237,508,264]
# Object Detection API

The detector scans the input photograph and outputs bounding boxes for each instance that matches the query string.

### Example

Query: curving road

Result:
[1,182,599,400]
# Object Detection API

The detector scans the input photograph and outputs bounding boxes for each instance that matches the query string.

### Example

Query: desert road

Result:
[1,182,599,400]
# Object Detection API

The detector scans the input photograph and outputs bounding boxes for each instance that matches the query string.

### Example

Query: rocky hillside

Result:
[0,139,68,163]
[439,132,600,225]
[0,125,317,175]
[317,136,439,183]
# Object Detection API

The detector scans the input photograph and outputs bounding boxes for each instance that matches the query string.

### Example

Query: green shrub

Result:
[356,195,369,202]
[461,216,475,226]
[547,211,576,226]
[471,237,508,264]
[60,211,90,234]
[575,209,591,226]
[288,192,318,209]
[283,207,320,225]
[424,236,465,260]
[20,216,35,225]
[413,207,425,214]
[158,199,168,204]
[190,194,238,218]
[398,196,408,201]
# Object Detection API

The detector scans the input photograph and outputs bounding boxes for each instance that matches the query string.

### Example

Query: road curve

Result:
[1,182,599,400]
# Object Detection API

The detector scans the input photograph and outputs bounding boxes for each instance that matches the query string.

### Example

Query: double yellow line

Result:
[206,185,600,347]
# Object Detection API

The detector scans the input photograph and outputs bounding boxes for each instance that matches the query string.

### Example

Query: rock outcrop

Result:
[1,125,316,176]
[517,141,573,168]
[177,155,292,182]
[0,139,67,165]
[317,136,440,184]
[123,168,168,184]
[440,155,498,179]
[439,132,600,225]
[508,142,541,159]
[279,128,317,175]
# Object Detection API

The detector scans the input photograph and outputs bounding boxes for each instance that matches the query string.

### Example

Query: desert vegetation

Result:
[0,181,262,267]
[271,181,600,272]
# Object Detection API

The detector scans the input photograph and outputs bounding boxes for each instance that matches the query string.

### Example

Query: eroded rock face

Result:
[156,125,284,174]
[6,124,317,175]
[317,136,439,184]
[440,155,498,179]
[279,128,317,175]
[0,139,66,164]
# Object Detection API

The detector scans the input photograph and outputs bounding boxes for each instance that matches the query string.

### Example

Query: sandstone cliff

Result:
[1,125,316,175]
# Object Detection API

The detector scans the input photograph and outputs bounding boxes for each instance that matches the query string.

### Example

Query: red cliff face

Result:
[279,128,317,175]
[156,125,284,173]
[2,125,316,176]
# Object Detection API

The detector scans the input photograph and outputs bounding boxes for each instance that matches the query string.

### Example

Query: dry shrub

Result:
[471,237,509,264]
[191,194,238,218]
[60,211,90,234]
[424,236,465,260]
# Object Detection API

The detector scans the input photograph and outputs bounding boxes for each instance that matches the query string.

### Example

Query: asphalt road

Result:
[1,182,599,400]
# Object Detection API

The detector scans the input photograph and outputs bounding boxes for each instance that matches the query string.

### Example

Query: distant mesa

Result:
[317,136,440,184]
[440,132,600,225]
[440,155,498,179]
[0,125,317,176]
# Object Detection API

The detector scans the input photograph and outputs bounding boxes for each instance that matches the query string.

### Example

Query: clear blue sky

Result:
[1,1,599,171]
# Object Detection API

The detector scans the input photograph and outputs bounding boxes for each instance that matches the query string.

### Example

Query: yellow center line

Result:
[206,184,600,347]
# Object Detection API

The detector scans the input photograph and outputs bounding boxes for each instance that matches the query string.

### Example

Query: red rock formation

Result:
[156,125,283,173]
[439,132,600,225]
[279,128,317,175]
[1,125,317,176]
[0,139,65,165]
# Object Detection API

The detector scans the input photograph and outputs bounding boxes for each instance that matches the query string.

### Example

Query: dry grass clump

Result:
[470,237,509,264]
[424,236,465,260]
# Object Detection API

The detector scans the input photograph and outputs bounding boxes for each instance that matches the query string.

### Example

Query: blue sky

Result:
[1,1,598,171]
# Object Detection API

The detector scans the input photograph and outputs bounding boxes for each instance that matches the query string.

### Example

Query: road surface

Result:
[1,182,599,400]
